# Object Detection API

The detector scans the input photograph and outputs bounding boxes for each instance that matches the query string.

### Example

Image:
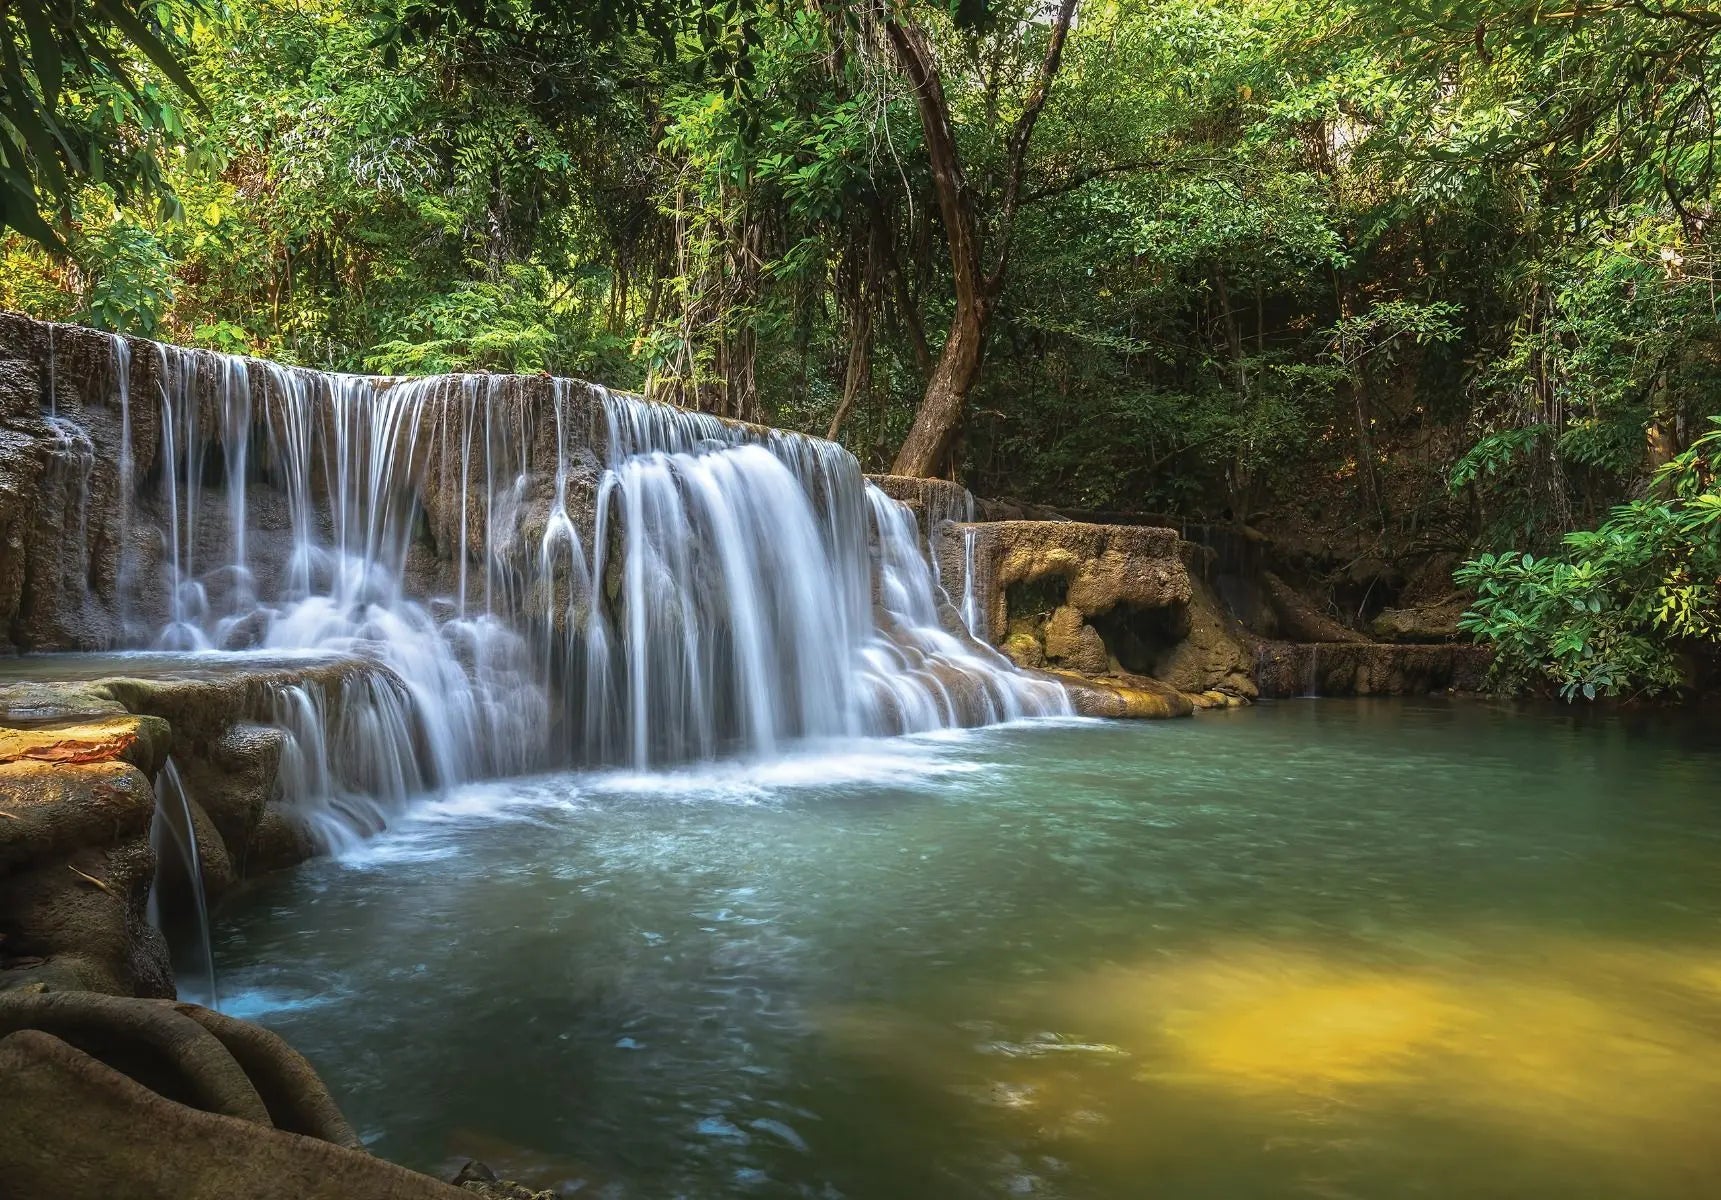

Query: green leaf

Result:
[19,3,64,111]
[92,0,206,112]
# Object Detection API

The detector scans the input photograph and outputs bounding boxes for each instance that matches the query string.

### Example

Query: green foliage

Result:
[1457,420,1721,699]
[366,268,562,374]
[1,0,204,247]
[76,206,173,332]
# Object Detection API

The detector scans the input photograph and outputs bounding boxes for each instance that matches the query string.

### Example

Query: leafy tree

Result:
[1457,418,1721,698]
[1,0,205,247]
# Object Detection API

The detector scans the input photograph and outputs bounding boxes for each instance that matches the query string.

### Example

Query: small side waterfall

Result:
[957,526,985,642]
[147,759,217,1008]
[865,485,1067,730]
[92,334,1068,842]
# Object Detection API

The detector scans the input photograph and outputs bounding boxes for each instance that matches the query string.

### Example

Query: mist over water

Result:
[213,701,1721,1200]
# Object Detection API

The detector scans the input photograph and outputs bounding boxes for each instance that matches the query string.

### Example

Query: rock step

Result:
[1253,642,1492,698]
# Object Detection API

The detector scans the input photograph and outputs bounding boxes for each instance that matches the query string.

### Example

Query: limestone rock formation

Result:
[934,520,1257,703]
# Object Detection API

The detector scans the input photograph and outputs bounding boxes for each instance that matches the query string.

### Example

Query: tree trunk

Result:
[891,298,989,476]
[881,10,988,477]
[878,0,1077,478]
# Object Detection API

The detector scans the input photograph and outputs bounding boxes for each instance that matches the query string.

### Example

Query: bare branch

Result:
[988,0,1080,290]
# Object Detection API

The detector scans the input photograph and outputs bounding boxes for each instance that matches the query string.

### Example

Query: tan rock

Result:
[0,712,170,773]
[1001,632,1045,669]
[1054,672,1195,719]
[1043,605,1111,674]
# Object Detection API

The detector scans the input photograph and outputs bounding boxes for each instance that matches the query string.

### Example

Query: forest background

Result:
[3,0,1718,697]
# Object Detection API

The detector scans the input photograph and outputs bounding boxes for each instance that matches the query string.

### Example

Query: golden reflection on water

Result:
[821,932,1721,1195]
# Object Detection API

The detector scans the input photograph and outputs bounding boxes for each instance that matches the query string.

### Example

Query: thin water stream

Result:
[213,700,1721,1200]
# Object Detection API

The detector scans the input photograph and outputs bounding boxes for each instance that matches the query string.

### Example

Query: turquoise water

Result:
[212,701,1721,1198]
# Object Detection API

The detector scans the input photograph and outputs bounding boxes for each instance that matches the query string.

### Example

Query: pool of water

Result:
[211,700,1721,1199]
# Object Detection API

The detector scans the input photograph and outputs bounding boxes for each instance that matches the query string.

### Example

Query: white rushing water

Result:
[98,335,1067,845]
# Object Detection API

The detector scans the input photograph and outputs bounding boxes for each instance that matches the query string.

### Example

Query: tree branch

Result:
[1021,155,1229,204]
[987,0,1079,291]
[876,1,987,318]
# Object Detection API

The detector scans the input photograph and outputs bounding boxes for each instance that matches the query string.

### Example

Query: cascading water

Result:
[864,485,1067,730]
[147,758,217,1008]
[97,333,1068,846]
[580,394,1067,766]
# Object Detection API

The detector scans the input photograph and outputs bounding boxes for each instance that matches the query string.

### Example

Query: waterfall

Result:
[100,336,1068,840]
[957,526,985,642]
[581,394,1067,766]
[147,759,217,1008]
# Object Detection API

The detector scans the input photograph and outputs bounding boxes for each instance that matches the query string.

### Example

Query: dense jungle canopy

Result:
[2,0,1719,697]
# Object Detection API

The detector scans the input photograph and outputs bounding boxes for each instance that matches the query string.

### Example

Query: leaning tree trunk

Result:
[891,297,989,477]
[877,0,1077,479]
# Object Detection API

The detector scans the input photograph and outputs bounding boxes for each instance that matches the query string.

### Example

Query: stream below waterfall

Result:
[209,699,1721,1200]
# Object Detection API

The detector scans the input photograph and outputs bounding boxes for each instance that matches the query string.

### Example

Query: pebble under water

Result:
[211,700,1721,1199]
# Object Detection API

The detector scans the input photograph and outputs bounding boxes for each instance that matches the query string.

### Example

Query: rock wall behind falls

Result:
[0,311,607,653]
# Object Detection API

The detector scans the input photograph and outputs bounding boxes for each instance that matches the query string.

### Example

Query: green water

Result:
[212,701,1721,1199]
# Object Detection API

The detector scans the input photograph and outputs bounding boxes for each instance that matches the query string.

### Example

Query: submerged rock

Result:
[450,1160,560,1200]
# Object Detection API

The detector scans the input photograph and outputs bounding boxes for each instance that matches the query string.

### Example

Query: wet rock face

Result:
[0,350,130,651]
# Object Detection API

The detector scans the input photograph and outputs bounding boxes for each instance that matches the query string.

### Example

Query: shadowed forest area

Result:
[3,0,1718,697]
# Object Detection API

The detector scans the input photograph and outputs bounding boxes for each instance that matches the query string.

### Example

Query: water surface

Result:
[213,701,1721,1199]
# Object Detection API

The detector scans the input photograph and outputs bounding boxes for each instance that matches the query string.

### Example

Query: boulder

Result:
[1371,595,1469,643]
[0,994,470,1199]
